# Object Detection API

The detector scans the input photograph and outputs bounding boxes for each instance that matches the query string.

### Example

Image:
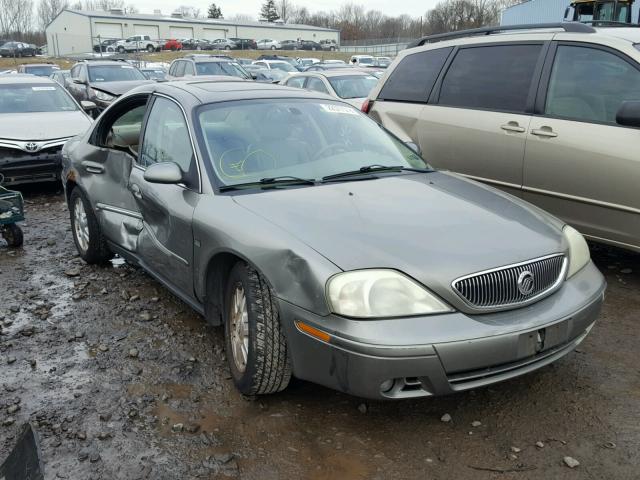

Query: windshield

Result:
[270,62,297,72]
[196,99,427,188]
[25,66,56,76]
[0,84,78,113]
[195,61,249,78]
[328,75,378,99]
[88,65,146,82]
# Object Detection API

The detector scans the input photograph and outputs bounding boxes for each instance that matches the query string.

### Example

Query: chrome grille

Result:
[452,254,566,310]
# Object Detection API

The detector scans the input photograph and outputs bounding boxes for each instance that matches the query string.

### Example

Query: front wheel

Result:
[1,224,23,248]
[117,46,125,53]
[225,45,231,50]
[69,188,112,264]
[223,262,291,395]
[147,44,154,52]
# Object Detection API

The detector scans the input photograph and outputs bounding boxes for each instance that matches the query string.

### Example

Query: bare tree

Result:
[0,0,35,36]
[37,0,69,30]
[226,13,255,23]
[276,0,295,23]
[176,5,202,18]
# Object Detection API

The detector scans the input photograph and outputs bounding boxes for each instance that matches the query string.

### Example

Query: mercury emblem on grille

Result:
[517,270,535,295]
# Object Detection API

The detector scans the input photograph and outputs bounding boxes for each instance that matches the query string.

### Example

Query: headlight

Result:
[563,225,590,278]
[92,89,115,102]
[327,269,452,318]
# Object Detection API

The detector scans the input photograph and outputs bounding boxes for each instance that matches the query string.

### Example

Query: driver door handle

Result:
[81,160,104,174]
[500,122,525,133]
[130,183,143,199]
[531,127,558,138]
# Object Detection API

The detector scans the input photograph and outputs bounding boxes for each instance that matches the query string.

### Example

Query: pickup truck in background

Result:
[116,35,160,53]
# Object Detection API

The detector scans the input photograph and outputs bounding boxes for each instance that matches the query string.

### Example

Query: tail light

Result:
[361,99,373,114]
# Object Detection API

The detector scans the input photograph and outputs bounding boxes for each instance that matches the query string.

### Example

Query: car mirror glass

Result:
[405,142,421,155]
[73,78,86,85]
[143,162,183,184]
[616,101,640,128]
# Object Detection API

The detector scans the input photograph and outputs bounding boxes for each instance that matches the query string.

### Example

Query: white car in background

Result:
[257,39,282,50]
[349,55,375,66]
[281,70,379,109]
[298,57,320,68]
[252,60,298,74]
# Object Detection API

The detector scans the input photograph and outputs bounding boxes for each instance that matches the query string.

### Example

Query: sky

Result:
[129,0,440,20]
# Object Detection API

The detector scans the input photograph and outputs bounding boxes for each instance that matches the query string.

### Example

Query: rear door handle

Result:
[500,123,525,133]
[80,160,104,174]
[531,127,558,138]
[130,183,143,199]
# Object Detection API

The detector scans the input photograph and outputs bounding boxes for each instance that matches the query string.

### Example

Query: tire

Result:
[2,224,23,248]
[330,46,335,51]
[196,45,201,51]
[271,45,276,50]
[223,262,291,395]
[170,46,176,51]
[117,46,125,53]
[69,187,112,264]
[147,44,154,52]
[225,45,231,50]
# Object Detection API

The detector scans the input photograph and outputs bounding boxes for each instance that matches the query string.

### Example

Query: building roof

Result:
[59,9,340,33]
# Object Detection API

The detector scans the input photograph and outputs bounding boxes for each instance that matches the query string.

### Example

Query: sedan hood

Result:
[90,80,153,96]
[233,172,566,307]
[0,111,91,140]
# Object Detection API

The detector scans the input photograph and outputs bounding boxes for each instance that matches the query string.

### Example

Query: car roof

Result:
[0,74,56,84]
[22,63,57,67]
[184,56,232,63]
[81,60,131,66]
[293,70,373,78]
[157,79,336,103]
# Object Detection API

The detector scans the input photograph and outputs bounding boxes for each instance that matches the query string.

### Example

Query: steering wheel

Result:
[313,143,350,160]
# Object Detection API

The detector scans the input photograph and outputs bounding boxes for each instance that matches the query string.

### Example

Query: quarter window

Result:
[306,77,329,94]
[184,62,195,76]
[286,76,306,88]
[545,45,640,124]
[378,47,451,103]
[174,61,186,77]
[140,97,197,188]
[438,44,543,113]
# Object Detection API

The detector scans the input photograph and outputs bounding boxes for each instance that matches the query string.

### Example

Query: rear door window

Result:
[378,47,451,103]
[438,44,543,113]
[306,77,329,94]
[544,45,640,124]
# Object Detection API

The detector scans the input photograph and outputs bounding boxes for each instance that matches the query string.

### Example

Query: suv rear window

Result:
[379,47,451,103]
[438,44,542,113]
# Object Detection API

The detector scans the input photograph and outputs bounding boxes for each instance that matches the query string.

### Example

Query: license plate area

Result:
[518,320,569,358]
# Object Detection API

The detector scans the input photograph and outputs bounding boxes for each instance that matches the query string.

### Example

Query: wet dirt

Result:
[1,188,639,479]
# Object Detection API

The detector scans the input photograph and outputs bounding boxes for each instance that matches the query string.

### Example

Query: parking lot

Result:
[0,187,638,479]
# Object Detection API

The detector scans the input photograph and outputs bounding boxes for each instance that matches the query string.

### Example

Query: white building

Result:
[46,9,341,56]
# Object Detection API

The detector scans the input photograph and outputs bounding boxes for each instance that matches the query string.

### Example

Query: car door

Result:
[128,95,200,297]
[417,42,549,196]
[523,42,640,249]
[79,96,149,250]
[68,65,85,102]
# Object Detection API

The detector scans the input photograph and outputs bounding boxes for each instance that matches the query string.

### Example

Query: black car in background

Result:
[0,42,36,57]
[229,38,257,50]
[66,60,152,115]
[93,39,119,53]
[299,40,322,51]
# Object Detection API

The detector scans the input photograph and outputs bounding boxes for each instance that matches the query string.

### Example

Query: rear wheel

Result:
[117,46,125,53]
[69,188,112,264]
[223,262,291,395]
[146,44,154,52]
[271,45,276,50]
[225,45,231,50]
[1,224,23,248]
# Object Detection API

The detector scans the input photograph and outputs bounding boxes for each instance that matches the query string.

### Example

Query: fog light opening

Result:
[380,379,395,393]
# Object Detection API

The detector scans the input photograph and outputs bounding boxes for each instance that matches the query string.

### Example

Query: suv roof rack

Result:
[407,22,596,48]
[580,20,640,27]
[81,57,129,62]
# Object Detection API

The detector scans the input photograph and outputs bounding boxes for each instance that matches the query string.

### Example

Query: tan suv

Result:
[365,23,640,253]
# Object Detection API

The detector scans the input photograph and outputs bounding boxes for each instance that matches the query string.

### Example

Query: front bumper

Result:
[0,146,63,185]
[281,261,605,399]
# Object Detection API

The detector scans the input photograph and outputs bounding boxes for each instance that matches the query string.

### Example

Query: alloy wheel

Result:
[229,284,249,373]
[73,196,89,253]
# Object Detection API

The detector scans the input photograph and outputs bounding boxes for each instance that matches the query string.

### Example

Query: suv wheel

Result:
[69,188,112,264]
[117,46,125,53]
[271,45,276,50]
[146,44,154,52]
[223,262,292,395]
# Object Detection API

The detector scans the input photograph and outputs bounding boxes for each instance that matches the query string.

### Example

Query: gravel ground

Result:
[1,188,638,479]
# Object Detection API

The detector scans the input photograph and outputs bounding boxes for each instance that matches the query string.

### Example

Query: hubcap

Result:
[73,197,89,253]
[229,285,249,373]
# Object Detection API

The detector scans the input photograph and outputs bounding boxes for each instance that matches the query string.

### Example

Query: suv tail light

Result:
[361,99,373,114]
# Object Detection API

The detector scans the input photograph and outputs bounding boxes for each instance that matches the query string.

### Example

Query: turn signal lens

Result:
[361,99,373,114]
[295,320,331,343]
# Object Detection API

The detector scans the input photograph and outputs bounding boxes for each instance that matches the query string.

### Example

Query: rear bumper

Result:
[280,261,605,399]
[0,148,62,185]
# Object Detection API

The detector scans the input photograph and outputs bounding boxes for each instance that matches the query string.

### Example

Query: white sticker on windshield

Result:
[121,65,134,69]
[32,86,56,91]
[320,104,358,115]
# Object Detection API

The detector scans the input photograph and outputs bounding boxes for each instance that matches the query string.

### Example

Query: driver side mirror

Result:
[616,101,640,128]
[80,100,97,111]
[405,141,422,155]
[73,78,87,85]
[143,162,183,184]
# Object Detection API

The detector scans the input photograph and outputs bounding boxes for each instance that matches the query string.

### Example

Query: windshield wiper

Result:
[219,176,316,191]
[322,164,431,182]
